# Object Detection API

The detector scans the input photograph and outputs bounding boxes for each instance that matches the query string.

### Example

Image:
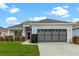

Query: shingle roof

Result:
[7,19,71,29]
[0,26,7,31]
[22,21,35,24]
[0,27,5,29]
[7,24,23,29]
[73,21,79,27]
[31,19,71,23]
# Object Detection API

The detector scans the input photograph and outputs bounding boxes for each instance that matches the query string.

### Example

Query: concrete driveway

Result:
[38,42,79,56]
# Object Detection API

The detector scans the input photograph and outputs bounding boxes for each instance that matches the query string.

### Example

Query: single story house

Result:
[7,19,74,43]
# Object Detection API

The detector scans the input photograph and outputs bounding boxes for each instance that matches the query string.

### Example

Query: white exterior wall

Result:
[10,30,14,35]
[31,23,72,43]
[0,30,14,36]
[6,30,14,36]
[0,31,5,36]
[73,28,79,37]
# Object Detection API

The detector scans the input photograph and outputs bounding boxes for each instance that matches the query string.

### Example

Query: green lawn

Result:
[0,42,39,56]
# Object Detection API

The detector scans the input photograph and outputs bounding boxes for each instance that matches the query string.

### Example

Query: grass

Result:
[0,42,39,56]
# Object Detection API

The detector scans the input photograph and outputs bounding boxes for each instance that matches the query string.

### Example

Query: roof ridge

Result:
[34,19,71,23]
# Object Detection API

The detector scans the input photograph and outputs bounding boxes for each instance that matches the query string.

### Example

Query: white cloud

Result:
[28,17,47,21]
[51,6,69,16]
[45,6,70,18]
[71,18,79,22]
[76,7,79,11]
[0,3,9,10]
[0,3,20,13]
[63,6,69,9]
[61,14,70,18]
[9,7,20,13]
[6,17,20,24]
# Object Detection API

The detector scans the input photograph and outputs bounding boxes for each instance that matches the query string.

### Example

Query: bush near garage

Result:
[73,36,79,44]
[31,34,38,43]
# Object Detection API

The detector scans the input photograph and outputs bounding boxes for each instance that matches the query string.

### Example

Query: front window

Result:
[14,31,22,36]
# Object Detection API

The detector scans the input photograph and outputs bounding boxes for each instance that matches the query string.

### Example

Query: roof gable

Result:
[7,24,23,29]
[0,26,7,31]
[32,19,71,23]
[73,21,79,27]
[7,19,71,29]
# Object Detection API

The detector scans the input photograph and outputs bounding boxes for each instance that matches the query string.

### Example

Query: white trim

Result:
[8,30,10,35]
[23,23,74,27]
[31,23,74,25]
[23,25,31,27]
[23,27,26,36]
[73,26,79,29]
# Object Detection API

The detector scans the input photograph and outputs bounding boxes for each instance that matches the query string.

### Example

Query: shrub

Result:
[0,36,4,41]
[15,36,20,41]
[21,36,26,42]
[73,36,79,44]
[0,35,26,42]
[31,34,38,43]
[4,35,13,41]
[15,36,26,42]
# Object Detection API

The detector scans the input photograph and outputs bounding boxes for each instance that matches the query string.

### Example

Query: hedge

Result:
[0,35,26,42]
[31,34,38,43]
[73,36,79,44]
[15,36,25,42]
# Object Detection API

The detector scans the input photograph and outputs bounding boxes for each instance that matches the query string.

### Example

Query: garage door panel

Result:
[38,35,44,40]
[45,30,51,41]
[60,32,66,35]
[52,36,59,41]
[45,32,51,34]
[60,35,67,41]
[38,32,44,35]
[45,36,51,41]
[53,32,59,35]
[52,29,59,41]
[59,30,67,42]
[38,29,45,41]
[38,36,44,41]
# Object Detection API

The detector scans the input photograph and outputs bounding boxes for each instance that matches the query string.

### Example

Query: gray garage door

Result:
[37,29,67,42]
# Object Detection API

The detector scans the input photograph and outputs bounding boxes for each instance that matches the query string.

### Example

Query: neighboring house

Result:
[73,22,79,37]
[7,19,73,43]
[0,27,8,36]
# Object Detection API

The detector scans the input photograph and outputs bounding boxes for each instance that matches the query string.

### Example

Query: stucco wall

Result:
[0,31,6,36]
[6,30,14,36]
[73,28,79,37]
[9,30,14,35]
[31,23,72,42]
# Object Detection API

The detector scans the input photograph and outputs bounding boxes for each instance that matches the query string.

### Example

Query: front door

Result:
[25,27,31,40]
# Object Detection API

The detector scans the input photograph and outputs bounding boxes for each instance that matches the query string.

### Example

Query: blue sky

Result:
[0,3,79,27]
